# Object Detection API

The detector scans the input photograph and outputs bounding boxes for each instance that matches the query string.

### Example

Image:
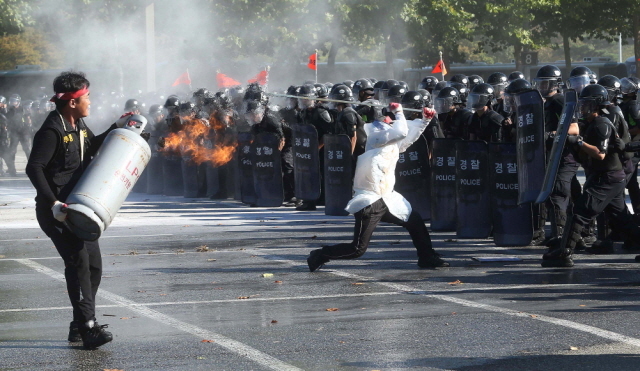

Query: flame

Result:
[161,116,237,167]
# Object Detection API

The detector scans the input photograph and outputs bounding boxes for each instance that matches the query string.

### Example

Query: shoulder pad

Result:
[319,109,332,123]
[489,111,504,125]
[594,117,613,139]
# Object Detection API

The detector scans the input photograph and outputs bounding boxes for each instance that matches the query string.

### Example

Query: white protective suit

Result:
[345,110,429,222]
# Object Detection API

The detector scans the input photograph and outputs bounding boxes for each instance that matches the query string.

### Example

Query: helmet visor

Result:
[491,84,506,99]
[567,75,591,94]
[533,79,559,97]
[466,93,488,110]
[503,92,517,114]
[620,78,639,95]
[576,99,599,119]
[434,97,454,114]
[298,98,314,109]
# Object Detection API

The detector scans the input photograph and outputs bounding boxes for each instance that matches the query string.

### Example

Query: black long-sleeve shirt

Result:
[26,111,115,207]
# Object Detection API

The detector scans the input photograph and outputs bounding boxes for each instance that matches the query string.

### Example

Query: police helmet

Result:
[504,79,532,113]
[450,74,469,88]
[533,65,563,97]
[314,83,329,98]
[418,76,439,91]
[566,66,594,94]
[164,95,180,109]
[433,87,461,114]
[353,79,374,98]
[468,75,484,90]
[342,80,354,89]
[466,83,495,110]
[328,85,354,102]
[597,75,622,103]
[124,98,140,112]
[400,90,424,110]
[620,77,640,96]
[449,82,469,103]
[387,85,407,102]
[508,71,525,82]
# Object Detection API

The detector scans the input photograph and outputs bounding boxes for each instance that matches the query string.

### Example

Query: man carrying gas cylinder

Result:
[26,71,135,349]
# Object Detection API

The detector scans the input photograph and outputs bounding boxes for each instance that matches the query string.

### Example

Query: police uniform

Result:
[620,98,640,213]
[439,108,472,140]
[0,113,9,175]
[26,111,116,327]
[543,116,640,266]
[467,109,504,142]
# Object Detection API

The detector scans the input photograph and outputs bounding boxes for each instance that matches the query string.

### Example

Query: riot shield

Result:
[237,132,257,205]
[515,89,546,204]
[489,143,534,246]
[252,132,284,207]
[146,151,164,194]
[323,134,353,216]
[292,123,321,200]
[162,153,184,196]
[395,134,431,220]
[536,89,578,203]
[182,155,199,198]
[455,140,491,239]
[430,138,458,231]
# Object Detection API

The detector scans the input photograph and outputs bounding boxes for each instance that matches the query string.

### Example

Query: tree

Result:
[0,27,62,69]
[0,0,33,35]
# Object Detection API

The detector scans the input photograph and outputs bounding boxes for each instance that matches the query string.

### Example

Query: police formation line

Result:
[21,68,640,350]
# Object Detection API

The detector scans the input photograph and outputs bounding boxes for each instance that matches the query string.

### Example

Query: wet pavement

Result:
[2,164,640,370]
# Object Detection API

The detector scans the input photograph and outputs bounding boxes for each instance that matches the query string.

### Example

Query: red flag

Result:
[307,53,317,70]
[171,71,191,87]
[431,59,447,76]
[248,70,268,85]
[216,73,241,88]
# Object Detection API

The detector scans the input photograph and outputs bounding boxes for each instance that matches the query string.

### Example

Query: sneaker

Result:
[307,249,329,272]
[585,239,614,255]
[582,234,597,245]
[80,320,113,349]
[418,254,450,268]
[530,232,547,246]
[68,321,82,342]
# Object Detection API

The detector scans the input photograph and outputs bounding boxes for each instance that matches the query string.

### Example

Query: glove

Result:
[422,107,436,121]
[609,136,625,152]
[566,135,582,144]
[51,201,68,222]
[388,102,403,114]
[115,112,135,128]
[545,132,556,141]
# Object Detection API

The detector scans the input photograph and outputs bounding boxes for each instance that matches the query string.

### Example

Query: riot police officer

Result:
[542,84,640,267]
[466,83,505,142]
[7,94,32,174]
[619,77,640,214]
[433,86,472,140]
[418,76,439,93]
[296,83,332,211]
[327,85,360,154]
[0,96,8,176]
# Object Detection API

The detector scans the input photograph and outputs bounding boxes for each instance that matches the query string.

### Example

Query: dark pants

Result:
[549,162,579,237]
[36,205,102,324]
[281,148,295,201]
[571,171,640,242]
[320,199,435,260]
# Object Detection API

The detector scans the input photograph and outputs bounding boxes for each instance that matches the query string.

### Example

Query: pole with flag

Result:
[431,52,447,81]
[171,69,192,90]
[307,51,318,83]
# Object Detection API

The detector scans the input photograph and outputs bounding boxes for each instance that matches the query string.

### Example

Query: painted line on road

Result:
[251,251,640,349]
[0,234,174,242]
[16,258,303,371]
[0,291,400,314]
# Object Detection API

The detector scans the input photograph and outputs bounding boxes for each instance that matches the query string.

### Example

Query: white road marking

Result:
[252,251,640,348]
[0,234,174,242]
[0,292,400,314]
[15,258,302,371]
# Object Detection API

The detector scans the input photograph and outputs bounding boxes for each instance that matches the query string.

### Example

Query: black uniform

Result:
[297,106,332,209]
[279,108,298,202]
[440,108,473,140]
[26,111,116,325]
[620,99,640,213]
[544,116,640,266]
[6,105,32,175]
[467,109,504,142]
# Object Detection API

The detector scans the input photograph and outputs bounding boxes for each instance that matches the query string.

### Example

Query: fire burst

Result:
[161,117,236,167]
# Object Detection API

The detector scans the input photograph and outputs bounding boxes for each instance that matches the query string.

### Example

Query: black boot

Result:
[307,249,329,272]
[68,321,82,342]
[542,216,583,268]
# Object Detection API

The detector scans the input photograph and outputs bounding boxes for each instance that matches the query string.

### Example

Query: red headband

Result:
[50,86,89,102]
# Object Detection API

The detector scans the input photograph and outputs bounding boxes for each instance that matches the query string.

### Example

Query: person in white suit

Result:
[307,101,449,271]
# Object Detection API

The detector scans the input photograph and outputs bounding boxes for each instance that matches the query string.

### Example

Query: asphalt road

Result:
[2,153,640,370]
